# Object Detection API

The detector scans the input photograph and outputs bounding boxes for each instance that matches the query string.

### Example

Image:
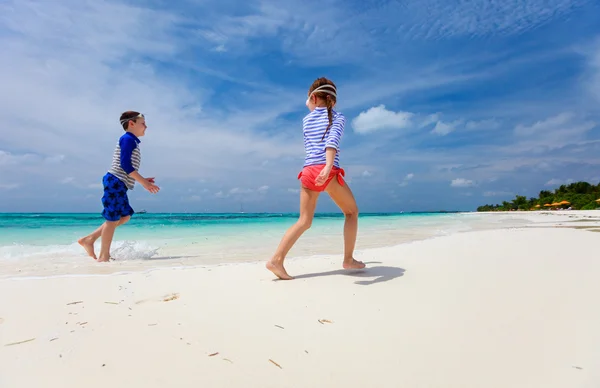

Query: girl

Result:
[266,77,366,280]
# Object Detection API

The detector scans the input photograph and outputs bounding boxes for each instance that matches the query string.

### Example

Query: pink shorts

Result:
[297,164,345,192]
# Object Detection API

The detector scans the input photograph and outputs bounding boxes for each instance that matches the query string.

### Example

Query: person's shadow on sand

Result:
[292,262,405,285]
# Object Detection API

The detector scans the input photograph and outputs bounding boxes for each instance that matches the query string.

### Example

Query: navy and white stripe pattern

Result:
[107,132,141,190]
[302,107,345,167]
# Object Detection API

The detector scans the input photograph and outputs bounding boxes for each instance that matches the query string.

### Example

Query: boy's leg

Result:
[97,220,119,262]
[87,173,133,262]
[78,216,131,260]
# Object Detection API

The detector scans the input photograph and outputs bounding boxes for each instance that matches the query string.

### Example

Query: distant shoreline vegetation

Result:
[477,182,600,212]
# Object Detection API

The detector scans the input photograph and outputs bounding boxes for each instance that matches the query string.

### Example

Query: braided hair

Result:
[307,78,337,141]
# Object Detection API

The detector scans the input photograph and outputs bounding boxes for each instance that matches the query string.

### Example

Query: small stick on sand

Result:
[67,301,83,305]
[5,338,36,346]
[275,325,284,329]
[163,293,179,302]
[318,319,333,324]
[269,359,282,369]
[104,302,119,305]
[208,352,219,357]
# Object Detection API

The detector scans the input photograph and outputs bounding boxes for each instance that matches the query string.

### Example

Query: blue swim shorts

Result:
[101,173,134,221]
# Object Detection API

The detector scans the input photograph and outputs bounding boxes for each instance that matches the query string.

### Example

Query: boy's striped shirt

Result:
[107,132,141,190]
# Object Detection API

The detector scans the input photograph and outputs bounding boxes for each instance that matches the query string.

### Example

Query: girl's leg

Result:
[325,178,365,269]
[79,216,131,260]
[266,187,320,279]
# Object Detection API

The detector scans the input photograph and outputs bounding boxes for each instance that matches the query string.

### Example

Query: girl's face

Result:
[305,94,317,112]
[306,94,335,111]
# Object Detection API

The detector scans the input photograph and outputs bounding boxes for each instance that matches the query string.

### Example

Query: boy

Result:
[78,111,160,262]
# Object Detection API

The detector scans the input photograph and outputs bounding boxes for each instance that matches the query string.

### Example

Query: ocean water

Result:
[0,212,529,279]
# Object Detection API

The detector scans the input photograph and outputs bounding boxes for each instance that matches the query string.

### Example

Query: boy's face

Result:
[129,117,147,137]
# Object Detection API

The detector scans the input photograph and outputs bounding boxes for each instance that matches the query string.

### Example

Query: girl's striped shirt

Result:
[302,107,345,167]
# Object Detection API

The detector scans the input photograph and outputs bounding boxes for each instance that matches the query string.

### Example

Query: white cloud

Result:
[431,120,462,136]
[60,177,75,184]
[545,178,574,187]
[0,183,20,190]
[451,178,476,188]
[465,119,501,131]
[484,191,513,197]
[287,188,299,194]
[219,186,271,199]
[0,0,597,214]
[0,0,304,193]
[229,188,254,195]
[512,112,596,152]
[514,113,573,136]
[584,38,600,103]
[0,150,65,167]
[362,170,373,177]
[352,105,413,134]
[399,173,414,187]
[390,0,589,39]
[419,113,441,128]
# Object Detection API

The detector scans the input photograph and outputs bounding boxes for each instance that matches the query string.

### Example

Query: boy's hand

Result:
[142,178,160,194]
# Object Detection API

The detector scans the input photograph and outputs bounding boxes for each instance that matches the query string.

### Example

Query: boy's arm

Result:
[119,136,138,175]
[119,137,159,193]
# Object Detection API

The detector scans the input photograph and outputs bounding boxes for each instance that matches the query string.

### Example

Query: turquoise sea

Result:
[0,212,521,278]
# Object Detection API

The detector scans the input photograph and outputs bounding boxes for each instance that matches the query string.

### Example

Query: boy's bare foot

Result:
[97,255,112,263]
[78,237,97,260]
[343,258,366,270]
[266,260,294,280]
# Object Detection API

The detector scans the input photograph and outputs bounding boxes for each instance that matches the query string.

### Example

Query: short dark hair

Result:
[119,111,142,130]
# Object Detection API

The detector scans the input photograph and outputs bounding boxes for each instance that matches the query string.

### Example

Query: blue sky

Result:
[1,0,599,213]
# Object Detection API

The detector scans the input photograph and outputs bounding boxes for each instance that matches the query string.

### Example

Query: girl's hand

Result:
[315,166,332,186]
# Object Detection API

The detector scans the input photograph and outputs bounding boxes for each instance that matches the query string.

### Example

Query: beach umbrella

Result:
[535,204,541,208]
[559,200,570,205]
[544,204,552,207]
[596,198,600,202]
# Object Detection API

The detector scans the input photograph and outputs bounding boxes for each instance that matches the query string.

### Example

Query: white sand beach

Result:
[1,211,599,388]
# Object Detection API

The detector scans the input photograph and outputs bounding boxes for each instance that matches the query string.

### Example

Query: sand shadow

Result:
[292,265,405,285]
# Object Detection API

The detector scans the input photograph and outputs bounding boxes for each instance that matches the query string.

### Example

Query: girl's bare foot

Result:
[77,237,97,260]
[266,260,294,280]
[343,258,366,269]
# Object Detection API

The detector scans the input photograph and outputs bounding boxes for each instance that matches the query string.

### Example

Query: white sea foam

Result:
[0,240,159,261]
[3,211,594,280]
